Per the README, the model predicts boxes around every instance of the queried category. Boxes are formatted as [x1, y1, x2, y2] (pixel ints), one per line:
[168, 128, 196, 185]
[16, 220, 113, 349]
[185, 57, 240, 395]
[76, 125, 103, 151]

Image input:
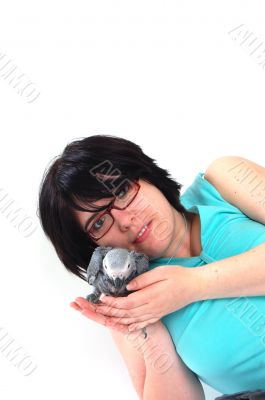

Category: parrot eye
[127, 264, 130, 268]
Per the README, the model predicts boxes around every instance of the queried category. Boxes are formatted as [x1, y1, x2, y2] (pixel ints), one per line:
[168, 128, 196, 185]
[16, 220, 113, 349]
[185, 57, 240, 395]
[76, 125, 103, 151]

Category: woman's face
[74, 179, 182, 259]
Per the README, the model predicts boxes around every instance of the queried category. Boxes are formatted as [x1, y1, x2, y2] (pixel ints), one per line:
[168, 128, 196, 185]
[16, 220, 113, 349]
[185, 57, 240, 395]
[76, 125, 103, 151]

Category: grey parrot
[86, 246, 150, 338]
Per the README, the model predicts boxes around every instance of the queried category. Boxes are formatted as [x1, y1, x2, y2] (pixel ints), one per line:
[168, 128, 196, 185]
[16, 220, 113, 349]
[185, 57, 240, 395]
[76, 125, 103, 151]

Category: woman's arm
[191, 155, 265, 300]
[141, 321, 205, 400]
[194, 242, 265, 300]
[96, 248, 265, 333]
[110, 321, 205, 400]
[204, 155, 265, 225]
[110, 328, 146, 399]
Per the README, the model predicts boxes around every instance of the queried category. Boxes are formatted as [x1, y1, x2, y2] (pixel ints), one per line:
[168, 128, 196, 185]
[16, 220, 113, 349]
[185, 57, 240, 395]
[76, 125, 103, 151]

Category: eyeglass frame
[87, 180, 141, 241]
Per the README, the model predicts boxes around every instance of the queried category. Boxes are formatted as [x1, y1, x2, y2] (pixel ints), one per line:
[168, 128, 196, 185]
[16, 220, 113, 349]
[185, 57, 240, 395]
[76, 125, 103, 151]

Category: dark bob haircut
[38, 134, 187, 281]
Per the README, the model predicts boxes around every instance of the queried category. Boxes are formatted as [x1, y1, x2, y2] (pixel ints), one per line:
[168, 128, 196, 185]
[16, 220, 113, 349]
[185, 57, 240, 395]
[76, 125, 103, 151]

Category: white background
[0, 1, 265, 399]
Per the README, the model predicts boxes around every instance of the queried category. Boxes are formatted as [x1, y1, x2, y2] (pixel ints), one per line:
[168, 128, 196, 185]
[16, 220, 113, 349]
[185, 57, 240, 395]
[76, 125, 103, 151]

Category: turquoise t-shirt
[149, 172, 265, 393]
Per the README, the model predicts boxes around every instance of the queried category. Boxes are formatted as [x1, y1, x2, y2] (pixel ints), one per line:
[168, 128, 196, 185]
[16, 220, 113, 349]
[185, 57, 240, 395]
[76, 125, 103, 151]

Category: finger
[126, 268, 166, 290]
[75, 297, 96, 311]
[99, 296, 116, 304]
[70, 302, 82, 311]
[100, 290, 149, 309]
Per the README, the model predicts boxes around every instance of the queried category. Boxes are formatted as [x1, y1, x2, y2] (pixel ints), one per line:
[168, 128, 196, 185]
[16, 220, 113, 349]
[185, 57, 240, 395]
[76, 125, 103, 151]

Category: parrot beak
[113, 277, 124, 289]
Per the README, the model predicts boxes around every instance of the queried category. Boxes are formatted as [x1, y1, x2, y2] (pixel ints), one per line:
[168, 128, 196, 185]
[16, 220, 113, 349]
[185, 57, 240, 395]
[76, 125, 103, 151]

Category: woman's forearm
[135, 322, 205, 400]
[143, 353, 204, 400]
[195, 242, 265, 301]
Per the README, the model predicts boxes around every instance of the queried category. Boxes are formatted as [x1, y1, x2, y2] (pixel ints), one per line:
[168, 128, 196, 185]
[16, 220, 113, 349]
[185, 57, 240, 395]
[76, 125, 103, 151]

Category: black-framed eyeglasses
[87, 180, 140, 241]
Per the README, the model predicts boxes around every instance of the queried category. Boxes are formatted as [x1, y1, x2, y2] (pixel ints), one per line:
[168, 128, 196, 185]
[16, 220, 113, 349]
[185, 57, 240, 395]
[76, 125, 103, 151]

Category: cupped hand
[70, 297, 130, 334]
[93, 265, 200, 332]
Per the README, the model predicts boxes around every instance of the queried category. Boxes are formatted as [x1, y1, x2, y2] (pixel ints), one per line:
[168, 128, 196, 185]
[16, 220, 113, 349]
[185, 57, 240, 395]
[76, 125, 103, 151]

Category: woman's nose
[111, 208, 135, 230]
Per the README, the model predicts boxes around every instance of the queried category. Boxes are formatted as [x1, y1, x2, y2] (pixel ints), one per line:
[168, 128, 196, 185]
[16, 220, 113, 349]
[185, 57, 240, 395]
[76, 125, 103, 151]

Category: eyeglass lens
[88, 181, 138, 239]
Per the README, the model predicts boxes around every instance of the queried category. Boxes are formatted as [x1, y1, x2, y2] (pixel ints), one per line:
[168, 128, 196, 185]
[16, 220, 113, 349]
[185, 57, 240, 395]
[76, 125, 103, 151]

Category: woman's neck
[173, 211, 194, 258]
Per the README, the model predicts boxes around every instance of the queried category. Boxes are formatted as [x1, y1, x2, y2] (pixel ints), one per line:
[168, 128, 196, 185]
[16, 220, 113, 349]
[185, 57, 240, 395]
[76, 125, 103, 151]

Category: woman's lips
[133, 221, 152, 244]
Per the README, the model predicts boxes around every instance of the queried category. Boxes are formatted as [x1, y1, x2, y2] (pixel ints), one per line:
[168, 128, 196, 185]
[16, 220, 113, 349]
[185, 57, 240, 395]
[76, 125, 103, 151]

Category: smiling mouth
[133, 221, 152, 244]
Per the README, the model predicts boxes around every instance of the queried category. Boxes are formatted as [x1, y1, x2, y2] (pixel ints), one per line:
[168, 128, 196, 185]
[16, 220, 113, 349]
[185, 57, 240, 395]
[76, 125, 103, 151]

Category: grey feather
[86, 246, 112, 285]
[85, 246, 150, 338]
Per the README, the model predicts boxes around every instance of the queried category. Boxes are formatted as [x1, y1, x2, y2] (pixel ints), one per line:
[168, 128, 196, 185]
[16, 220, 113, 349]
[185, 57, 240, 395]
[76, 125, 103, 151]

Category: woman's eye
[93, 216, 106, 230]
[117, 184, 130, 199]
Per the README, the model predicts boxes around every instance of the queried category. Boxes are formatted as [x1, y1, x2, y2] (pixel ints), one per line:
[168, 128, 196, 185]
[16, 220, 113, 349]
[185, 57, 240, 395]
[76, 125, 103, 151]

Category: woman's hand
[70, 298, 131, 334]
[92, 265, 200, 332]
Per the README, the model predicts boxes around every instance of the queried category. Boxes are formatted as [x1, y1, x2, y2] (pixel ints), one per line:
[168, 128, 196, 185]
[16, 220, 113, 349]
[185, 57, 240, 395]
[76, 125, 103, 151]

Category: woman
[38, 135, 265, 399]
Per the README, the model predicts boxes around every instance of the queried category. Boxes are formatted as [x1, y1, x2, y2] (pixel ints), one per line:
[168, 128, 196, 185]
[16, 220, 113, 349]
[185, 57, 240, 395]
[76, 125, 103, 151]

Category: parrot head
[103, 248, 135, 289]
